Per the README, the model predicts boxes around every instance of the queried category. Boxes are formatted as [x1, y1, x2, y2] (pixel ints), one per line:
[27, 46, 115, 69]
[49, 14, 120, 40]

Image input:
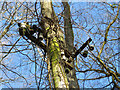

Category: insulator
[39, 33, 43, 40]
[88, 45, 94, 51]
[61, 50, 64, 55]
[61, 55, 66, 60]
[82, 50, 88, 58]
[21, 23, 26, 28]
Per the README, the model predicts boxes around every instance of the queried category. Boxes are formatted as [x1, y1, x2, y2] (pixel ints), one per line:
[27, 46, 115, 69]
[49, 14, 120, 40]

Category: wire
[38, 50, 46, 89]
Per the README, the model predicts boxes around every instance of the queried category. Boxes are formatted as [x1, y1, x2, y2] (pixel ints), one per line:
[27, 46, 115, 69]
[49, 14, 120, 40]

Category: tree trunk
[40, 1, 69, 88]
[62, 2, 80, 88]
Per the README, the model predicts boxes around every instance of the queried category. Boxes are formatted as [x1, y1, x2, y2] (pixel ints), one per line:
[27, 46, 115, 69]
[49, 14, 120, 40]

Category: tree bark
[40, 1, 69, 88]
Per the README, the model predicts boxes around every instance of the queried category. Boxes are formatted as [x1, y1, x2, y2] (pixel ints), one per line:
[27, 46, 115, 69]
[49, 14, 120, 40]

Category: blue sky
[0, 1, 120, 89]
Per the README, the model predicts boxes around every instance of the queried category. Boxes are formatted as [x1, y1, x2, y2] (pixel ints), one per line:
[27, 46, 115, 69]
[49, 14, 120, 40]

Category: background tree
[0, 1, 120, 89]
